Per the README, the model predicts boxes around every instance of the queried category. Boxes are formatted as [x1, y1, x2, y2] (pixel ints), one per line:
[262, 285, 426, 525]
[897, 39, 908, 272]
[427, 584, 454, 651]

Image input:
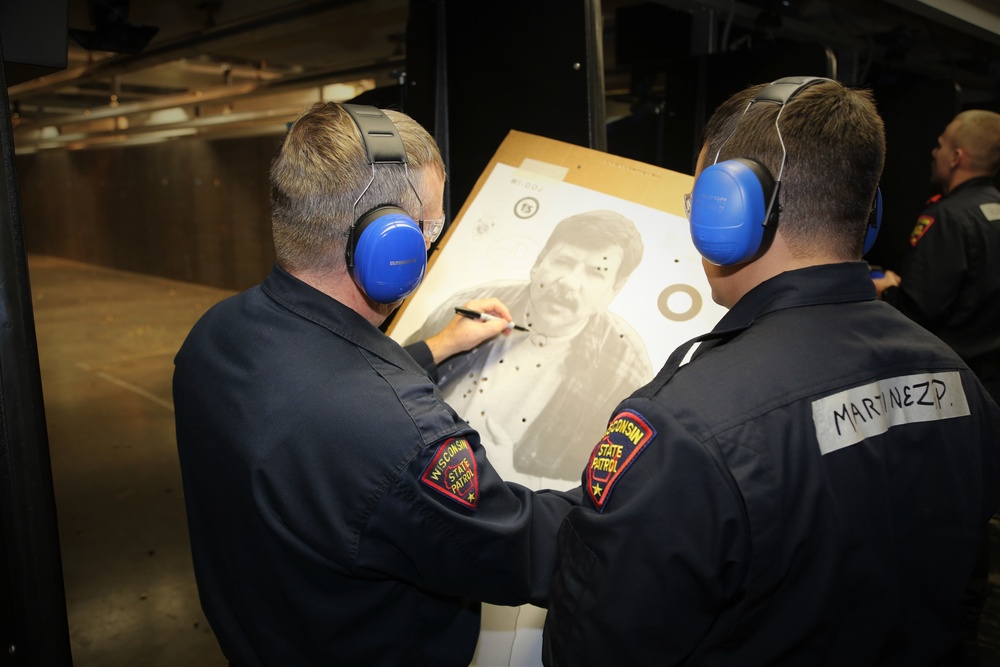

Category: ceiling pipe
[8, 0, 371, 100]
[14, 56, 404, 128]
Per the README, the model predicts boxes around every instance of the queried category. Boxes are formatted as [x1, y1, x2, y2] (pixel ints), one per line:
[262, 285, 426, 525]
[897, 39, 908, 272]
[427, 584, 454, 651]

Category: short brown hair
[269, 103, 445, 273]
[701, 79, 885, 259]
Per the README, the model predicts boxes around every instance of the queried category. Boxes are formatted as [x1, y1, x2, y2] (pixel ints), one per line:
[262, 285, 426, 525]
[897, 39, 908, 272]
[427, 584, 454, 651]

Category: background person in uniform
[873, 108, 1000, 664]
[874, 109, 1000, 402]
[172, 101, 581, 667]
[542, 77, 1000, 665]
[404, 209, 653, 488]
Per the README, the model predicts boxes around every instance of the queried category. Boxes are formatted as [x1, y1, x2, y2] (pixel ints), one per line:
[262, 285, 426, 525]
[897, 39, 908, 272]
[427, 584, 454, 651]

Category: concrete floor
[29, 255, 230, 667]
[23, 254, 1000, 666]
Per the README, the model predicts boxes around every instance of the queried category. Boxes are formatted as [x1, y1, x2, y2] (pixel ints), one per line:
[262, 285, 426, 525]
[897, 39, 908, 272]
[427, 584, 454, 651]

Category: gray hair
[269, 103, 445, 273]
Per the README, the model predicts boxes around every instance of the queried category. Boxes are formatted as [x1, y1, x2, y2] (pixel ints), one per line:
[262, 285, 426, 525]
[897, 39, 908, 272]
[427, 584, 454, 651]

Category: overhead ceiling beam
[887, 0, 1000, 46]
[8, 0, 371, 100]
[14, 57, 403, 128]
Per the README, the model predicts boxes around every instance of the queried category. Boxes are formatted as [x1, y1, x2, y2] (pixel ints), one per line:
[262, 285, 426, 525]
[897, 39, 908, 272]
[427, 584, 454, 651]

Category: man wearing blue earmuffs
[543, 77, 1000, 665]
[172, 102, 582, 666]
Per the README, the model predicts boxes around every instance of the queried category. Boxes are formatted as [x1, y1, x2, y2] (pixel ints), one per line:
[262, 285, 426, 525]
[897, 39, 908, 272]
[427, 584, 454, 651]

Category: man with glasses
[419, 213, 446, 247]
[172, 102, 581, 666]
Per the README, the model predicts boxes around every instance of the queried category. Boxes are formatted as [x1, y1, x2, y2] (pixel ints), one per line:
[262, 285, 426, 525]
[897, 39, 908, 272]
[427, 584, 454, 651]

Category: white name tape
[811, 371, 970, 455]
[980, 202, 1000, 221]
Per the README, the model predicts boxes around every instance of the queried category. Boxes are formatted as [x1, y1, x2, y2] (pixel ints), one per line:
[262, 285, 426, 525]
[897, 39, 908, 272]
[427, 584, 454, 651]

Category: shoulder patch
[909, 215, 935, 246]
[421, 438, 479, 510]
[586, 410, 656, 511]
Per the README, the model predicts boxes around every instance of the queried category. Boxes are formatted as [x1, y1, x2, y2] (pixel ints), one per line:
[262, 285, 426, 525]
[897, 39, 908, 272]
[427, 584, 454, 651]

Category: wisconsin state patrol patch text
[421, 438, 479, 510]
[586, 410, 656, 511]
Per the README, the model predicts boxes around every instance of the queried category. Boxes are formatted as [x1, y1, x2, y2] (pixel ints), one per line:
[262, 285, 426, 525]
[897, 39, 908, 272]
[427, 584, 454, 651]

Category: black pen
[454, 307, 528, 332]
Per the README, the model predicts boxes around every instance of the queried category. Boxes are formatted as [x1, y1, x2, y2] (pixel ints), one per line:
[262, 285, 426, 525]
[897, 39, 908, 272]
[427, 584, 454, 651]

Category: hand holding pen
[423, 297, 520, 364]
[454, 307, 528, 332]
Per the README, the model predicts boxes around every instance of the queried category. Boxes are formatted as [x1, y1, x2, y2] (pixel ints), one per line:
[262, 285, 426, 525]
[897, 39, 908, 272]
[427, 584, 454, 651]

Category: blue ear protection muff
[863, 187, 882, 256]
[350, 204, 427, 303]
[342, 103, 427, 303]
[690, 75, 877, 266]
[689, 156, 777, 266]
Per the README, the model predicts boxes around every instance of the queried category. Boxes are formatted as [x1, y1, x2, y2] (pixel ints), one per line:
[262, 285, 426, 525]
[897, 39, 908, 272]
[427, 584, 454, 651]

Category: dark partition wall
[608, 40, 836, 176]
[17, 134, 281, 291]
[405, 0, 606, 232]
[0, 0, 67, 86]
[604, 3, 695, 175]
[866, 74, 961, 271]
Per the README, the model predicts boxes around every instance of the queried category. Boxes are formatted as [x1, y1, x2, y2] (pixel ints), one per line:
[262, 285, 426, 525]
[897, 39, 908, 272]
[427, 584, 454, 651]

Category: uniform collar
[948, 176, 996, 197]
[715, 261, 876, 333]
[638, 262, 877, 392]
[260, 263, 416, 370]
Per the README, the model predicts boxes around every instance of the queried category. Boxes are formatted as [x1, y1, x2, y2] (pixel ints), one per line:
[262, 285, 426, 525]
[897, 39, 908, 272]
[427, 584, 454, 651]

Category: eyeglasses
[419, 216, 445, 243]
[683, 192, 692, 221]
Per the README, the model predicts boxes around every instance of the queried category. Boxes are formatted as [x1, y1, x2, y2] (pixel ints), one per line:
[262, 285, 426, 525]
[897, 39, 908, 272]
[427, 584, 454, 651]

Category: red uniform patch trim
[586, 410, 656, 511]
[909, 215, 935, 246]
[421, 438, 479, 510]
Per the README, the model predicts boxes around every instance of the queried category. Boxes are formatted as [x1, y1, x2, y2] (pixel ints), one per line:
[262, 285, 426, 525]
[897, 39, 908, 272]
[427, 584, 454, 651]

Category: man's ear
[951, 146, 965, 170]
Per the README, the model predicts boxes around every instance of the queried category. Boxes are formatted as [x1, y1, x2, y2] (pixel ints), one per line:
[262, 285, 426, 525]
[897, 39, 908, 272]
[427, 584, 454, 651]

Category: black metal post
[0, 36, 74, 667]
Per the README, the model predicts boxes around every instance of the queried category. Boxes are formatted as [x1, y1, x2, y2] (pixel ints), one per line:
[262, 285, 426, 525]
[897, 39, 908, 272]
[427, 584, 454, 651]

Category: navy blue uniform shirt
[544, 262, 1000, 666]
[173, 263, 581, 666]
[885, 177, 1000, 401]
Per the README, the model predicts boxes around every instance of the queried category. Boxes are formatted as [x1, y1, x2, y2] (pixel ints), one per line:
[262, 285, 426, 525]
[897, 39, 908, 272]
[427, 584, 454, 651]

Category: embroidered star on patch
[421, 438, 479, 510]
[586, 410, 656, 511]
